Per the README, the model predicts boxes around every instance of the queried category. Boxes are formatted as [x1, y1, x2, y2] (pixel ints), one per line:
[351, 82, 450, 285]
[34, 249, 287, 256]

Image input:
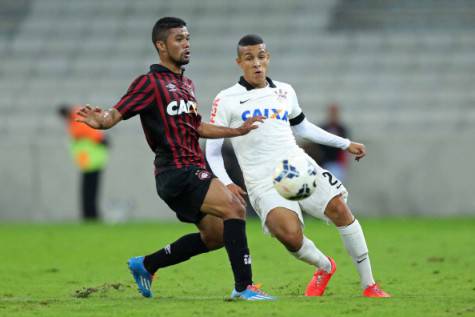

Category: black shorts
[155, 166, 215, 224]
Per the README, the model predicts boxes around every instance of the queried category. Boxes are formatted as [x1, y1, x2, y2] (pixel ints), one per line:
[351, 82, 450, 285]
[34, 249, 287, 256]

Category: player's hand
[226, 183, 247, 206]
[236, 115, 265, 136]
[76, 105, 104, 129]
[347, 142, 366, 161]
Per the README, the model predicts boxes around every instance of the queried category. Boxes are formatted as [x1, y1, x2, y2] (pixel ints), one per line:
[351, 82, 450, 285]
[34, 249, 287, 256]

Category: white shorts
[248, 160, 348, 234]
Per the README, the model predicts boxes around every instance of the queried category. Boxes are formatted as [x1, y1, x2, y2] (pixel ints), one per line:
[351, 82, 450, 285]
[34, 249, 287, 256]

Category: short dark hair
[152, 17, 187, 45]
[237, 34, 264, 55]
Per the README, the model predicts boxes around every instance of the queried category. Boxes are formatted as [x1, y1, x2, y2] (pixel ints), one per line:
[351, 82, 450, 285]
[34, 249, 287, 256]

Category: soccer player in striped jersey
[206, 34, 390, 298]
[76, 18, 273, 301]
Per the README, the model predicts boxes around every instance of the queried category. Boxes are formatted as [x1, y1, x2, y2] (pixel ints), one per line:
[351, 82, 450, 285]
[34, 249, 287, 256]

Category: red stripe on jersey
[173, 73, 197, 166]
[115, 75, 149, 113]
[181, 77, 202, 167]
[164, 73, 190, 166]
[188, 79, 205, 167]
[182, 77, 203, 167]
[149, 72, 182, 169]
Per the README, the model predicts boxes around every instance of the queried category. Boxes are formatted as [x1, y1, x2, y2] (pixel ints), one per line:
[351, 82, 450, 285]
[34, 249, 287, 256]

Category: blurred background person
[318, 103, 349, 182]
[57, 104, 109, 220]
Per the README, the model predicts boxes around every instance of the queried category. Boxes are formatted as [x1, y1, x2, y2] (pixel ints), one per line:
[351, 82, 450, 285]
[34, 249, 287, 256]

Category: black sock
[223, 218, 253, 292]
[143, 233, 209, 274]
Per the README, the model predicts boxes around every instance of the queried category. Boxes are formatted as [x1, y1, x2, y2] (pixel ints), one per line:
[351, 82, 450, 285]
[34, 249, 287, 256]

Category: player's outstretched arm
[292, 118, 366, 161]
[291, 118, 350, 149]
[198, 116, 265, 139]
[76, 105, 122, 130]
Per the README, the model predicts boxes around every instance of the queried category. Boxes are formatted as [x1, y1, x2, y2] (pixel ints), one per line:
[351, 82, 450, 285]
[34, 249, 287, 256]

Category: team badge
[166, 82, 177, 92]
[196, 170, 212, 180]
[274, 89, 288, 102]
[182, 83, 195, 97]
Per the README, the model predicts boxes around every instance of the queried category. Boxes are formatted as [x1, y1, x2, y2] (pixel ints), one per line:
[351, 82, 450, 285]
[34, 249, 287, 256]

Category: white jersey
[210, 78, 307, 193]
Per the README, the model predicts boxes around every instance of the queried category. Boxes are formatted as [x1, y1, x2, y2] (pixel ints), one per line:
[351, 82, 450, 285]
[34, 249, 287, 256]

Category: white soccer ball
[272, 156, 318, 200]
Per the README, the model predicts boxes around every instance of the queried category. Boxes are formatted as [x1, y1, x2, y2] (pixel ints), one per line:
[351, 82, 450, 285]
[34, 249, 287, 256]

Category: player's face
[160, 26, 191, 67]
[236, 44, 270, 88]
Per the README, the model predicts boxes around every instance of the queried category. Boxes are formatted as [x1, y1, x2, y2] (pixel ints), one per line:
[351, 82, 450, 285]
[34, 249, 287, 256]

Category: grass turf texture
[0, 218, 474, 317]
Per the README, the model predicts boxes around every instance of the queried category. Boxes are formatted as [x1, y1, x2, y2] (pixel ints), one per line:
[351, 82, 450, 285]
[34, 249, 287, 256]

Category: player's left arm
[198, 116, 265, 139]
[291, 117, 366, 161]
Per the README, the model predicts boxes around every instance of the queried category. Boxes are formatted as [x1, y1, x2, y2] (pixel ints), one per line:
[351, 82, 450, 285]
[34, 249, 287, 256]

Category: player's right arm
[76, 106, 122, 130]
[77, 74, 154, 130]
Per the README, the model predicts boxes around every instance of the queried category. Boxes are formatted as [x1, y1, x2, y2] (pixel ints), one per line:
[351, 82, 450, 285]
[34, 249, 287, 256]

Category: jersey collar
[150, 64, 185, 75]
[238, 76, 276, 91]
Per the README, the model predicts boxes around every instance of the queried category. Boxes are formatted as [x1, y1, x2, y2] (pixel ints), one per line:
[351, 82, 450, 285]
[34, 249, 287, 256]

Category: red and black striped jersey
[114, 64, 205, 174]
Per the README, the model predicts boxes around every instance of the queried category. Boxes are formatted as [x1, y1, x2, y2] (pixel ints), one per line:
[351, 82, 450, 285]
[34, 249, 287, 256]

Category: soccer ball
[272, 156, 318, 200]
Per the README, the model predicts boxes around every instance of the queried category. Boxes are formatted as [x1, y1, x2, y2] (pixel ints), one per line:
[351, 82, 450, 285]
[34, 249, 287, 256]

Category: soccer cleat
[305, 256, 337, 296]
[363, 283, 391, 298]
[128, 256, 154, 298]
[230, 284, 275, 301]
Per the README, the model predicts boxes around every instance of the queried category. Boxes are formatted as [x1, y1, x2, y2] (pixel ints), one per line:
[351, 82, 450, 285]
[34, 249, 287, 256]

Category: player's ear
[236, 55, 243, 67]
[156, 41, 166, 54]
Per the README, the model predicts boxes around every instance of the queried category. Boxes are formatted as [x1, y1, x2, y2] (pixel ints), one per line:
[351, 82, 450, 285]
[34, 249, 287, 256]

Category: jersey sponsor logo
[241, 107, 289, 122]
[209, 98, 220, 123]
[239, 99, 251, 104]
[166, 100, 198, 116]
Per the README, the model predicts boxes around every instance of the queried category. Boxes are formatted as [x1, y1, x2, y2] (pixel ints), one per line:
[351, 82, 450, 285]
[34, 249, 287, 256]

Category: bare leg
[266, 207, 331, 271]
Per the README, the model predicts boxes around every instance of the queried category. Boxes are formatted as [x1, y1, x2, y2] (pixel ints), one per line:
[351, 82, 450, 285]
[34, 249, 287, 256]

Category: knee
[200, 230, 224, 250]
[221, 195, 246, 220]
[325, 198, 354, 227]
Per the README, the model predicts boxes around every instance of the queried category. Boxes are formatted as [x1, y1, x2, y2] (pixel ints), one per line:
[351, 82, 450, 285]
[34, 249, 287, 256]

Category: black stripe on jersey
[184, 79, 203, 166]
[163, 72, 190, 166]
[177, 75, 201, 165]
[170, 73, 193, 165]
[140, 74, 158, 151]
[131, 85, 155, 112]
[289, 112, 306, 126]
[187, 78, 202, 160]
[150, 72, 182, 168]
[115, 75, 152, 114]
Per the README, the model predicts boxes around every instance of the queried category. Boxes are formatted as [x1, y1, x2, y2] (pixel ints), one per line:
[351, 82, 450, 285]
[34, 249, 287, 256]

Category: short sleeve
[209, 94, 230, 127]
[287, 86, 305, 126]
[113, 74, 154, 120]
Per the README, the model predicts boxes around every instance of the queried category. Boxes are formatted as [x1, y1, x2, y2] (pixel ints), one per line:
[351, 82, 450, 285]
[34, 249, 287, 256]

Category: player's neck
[159, 60, 183, 75]
[243, 76, 268, 89]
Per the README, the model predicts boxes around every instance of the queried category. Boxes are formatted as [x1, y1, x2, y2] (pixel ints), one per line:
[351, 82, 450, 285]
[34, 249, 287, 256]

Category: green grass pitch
[1, 218, 474, 317]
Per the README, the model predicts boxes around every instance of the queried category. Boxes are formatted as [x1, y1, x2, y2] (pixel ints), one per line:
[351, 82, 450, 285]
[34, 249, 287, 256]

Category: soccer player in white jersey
[205, 34, 390, 298]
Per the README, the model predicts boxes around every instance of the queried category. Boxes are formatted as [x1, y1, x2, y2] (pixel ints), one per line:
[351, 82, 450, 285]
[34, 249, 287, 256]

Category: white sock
[337, 219, 375, 289]
[291, 236, 332, 272]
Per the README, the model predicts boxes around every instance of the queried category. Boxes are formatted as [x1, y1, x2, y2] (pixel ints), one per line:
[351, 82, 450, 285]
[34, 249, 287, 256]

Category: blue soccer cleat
[230, 284, 275, 301]
[128, 256, 154, 298]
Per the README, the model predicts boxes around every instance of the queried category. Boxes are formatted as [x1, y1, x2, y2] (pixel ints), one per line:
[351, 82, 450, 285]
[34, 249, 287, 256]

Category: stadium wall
[1, 133, 474, 221]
